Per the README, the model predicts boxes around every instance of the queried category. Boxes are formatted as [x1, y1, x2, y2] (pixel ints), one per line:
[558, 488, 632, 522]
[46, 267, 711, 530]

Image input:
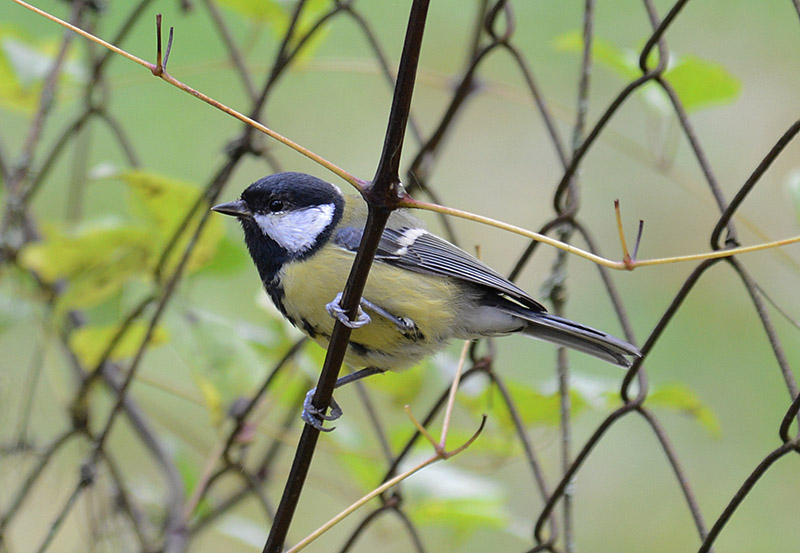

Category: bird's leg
[359, 298, 417, 334]
[302, 366, 387, 432]
[326, 292, 371, 329]
[326, 294, 418, 335]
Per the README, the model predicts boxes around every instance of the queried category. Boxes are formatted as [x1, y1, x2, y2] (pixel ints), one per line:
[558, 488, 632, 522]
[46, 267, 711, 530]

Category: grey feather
[333, 223, 545, 311]
[331, 216, 639, 367]
[501, 304, 639, 367]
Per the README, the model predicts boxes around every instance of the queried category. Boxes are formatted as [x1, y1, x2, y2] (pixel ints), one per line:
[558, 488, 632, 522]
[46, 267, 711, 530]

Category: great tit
[212, 172, 640, 429]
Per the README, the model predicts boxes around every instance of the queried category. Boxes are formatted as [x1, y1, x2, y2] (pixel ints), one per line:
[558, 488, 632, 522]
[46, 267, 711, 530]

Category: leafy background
[1, 1, 799, 552]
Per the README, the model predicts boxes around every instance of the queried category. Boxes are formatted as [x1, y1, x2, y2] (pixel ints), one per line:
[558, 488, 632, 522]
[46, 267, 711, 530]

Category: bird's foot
[326, 292, 371, 329]
[301, 388, 343, 432]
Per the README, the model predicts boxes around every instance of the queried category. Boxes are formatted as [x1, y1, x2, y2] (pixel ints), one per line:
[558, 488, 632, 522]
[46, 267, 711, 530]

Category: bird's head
[212, 172, 345, 280]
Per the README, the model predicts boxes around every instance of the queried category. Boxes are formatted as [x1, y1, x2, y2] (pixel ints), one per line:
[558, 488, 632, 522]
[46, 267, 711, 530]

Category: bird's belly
[275, 251, 465, 371]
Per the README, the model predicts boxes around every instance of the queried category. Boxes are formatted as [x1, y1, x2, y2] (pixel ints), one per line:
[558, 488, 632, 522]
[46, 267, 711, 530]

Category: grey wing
[332, 222, 546, 312]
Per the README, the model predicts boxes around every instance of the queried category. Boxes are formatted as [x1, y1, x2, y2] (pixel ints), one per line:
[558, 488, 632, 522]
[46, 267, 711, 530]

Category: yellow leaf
[195, 375, 224, 426]
[118, 170, 225, 275]
[70, 322, 169, 368]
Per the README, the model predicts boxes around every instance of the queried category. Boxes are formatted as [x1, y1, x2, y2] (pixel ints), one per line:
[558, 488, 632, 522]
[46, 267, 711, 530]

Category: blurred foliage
[17, 170, 225, 317]
[19, 222, 153, 313]
[645, 383, 721, 438]
[554, 30, 741, 112]
[0, 23, 85, 112]
[215, 0, 331, 62]
[121, 170, 226, 275]
[1, 1, 799, 553]
[404, 462, 509, 539]
[69, 320, 169, 368]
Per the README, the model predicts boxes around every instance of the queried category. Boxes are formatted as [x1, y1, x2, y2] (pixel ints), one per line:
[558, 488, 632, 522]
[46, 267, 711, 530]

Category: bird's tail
[514, 310, 641, 368]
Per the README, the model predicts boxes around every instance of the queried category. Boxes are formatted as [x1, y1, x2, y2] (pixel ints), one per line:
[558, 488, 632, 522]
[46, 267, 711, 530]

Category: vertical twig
[263, 2, 431, 551]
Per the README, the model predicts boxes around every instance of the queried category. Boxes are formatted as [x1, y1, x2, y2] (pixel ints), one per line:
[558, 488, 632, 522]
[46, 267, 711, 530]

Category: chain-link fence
[1, 1, 799, 552]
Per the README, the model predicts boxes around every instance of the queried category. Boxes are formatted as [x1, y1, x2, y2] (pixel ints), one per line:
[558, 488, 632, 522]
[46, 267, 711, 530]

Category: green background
[1, 1, 799, 552]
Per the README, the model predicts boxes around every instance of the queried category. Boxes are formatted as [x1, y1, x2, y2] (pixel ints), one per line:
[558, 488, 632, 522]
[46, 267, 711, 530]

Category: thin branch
[655, 75, 731, 236]
[0, 430, 79, 534]
[199, 0, 258, 100]
[779, 393, 800, 444]
[726, 258, 798, 404]
[190, 394, 302, 535]
[710, 119, 800, 248]
[13, 326, 47, 444]
[380, 365, 488, 487]
[534, 405, 637, 544]
[697, 440, 799, 553]
[489, 368, 560, 545]
[287, 456, 439, 553]
[337, 503, 426, 553]
[439, 341, 471, 448]
[552, 69, 665, 212]
[101, 451, 155, 550]
[10, 0, 360, 189]
[404, 197, 800, 270]
[264, 3, 431, 551]
[6, 1, 81, 194]
[12, 0, 800, 275]
[637, 407, 710, 544]
[621, 258, 720, 400]
[222, 338, 308, 458]
[34, 458, 95, 553]
[287, 414, 486, 553]
[353, 380, 394, 463]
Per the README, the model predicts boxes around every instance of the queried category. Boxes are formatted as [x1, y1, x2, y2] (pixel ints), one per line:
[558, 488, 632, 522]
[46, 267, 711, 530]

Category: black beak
[211, 199, 252, 218]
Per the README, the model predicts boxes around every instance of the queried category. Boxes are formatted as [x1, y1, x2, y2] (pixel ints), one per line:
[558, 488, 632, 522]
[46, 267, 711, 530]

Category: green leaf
[554, 31, 740, 113]
[553, 31, 640, 79]
[118, 170, 225, 275]
[193, 234, 249, 276]
[662, 55, 741, 112]
[214, 0, 329, 63]
[461, 378, 590, 428]
[175, 449, 212, 518]
[426, 427, 519, 458]
[647, 384, 721, 438]
[18, 223, 153, 312]
[512, 384, 589, 426]
[363, 362, 425, 407]
[18, 223, 150, 282]
[405, 462, 508, 535]
[69, 321, 169, 368]
[410, 497, 509, 533]
[336, 448, 385, 491]
[0, 25, 85, 112]
[214, 0, 287, 22]
[170, 309, 270, 425]
[195, 375, 225, 425]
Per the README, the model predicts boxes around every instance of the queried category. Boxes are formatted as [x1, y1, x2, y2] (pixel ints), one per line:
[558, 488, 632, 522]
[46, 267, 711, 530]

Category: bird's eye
[268, 199, 284, 212]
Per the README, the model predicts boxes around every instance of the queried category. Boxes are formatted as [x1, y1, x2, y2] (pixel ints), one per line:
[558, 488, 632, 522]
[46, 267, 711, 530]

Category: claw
[302, 388, 343, 432]
[396, 317, 418, 335]
[326, 292, 371, 329]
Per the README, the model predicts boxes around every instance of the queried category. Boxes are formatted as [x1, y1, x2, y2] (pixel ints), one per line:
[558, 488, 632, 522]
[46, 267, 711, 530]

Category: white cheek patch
[254, 203, 336, 254]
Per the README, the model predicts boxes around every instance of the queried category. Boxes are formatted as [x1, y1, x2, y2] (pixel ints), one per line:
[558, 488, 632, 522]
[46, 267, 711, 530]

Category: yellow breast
[279, 246, 464, 370]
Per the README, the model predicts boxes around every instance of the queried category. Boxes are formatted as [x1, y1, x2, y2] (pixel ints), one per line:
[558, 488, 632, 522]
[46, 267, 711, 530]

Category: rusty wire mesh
[1, 1, 799, 552]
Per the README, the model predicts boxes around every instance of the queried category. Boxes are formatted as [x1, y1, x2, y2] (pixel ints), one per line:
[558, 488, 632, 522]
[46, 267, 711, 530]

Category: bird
[212, 172, 640, 430]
